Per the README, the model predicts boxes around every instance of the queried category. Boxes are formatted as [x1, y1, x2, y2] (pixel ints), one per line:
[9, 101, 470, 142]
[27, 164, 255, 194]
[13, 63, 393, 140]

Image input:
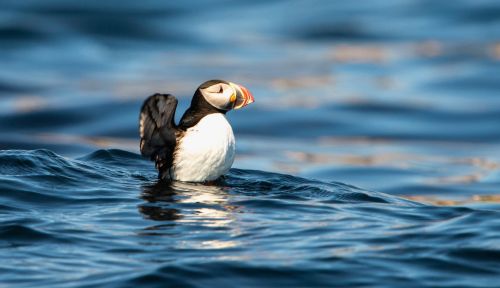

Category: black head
[195, 79, 254, 111]
[178, 79, 254, 130]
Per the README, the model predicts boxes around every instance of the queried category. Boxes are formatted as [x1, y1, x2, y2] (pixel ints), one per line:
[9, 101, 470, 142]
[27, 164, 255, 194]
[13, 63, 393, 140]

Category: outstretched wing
[139, 94, 179, 178]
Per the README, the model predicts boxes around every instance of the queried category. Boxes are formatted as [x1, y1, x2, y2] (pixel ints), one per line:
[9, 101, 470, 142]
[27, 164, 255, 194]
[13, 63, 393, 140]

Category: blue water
[2, 149, 500, 287]
[1, 0, 500, 287]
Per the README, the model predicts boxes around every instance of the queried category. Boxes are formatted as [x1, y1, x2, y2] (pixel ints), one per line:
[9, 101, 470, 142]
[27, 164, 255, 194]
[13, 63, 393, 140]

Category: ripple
[1, 0, 500, 286]
[0, 224, 69, 244]
[0, 149, 499, 287]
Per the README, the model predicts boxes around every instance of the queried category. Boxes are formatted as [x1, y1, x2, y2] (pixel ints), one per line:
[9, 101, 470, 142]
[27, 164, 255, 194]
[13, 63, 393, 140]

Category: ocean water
[1, 0, 500, 287]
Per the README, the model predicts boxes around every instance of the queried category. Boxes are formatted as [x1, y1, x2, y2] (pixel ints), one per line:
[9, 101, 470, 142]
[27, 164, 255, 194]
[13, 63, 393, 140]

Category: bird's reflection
[139, 179, 237, 225]
[139, 180, 181, 221]
[138, 179, 243, 251]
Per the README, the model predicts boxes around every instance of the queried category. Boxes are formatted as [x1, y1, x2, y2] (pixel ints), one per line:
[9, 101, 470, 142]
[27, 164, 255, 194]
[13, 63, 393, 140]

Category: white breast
[171, 113, 235, 182]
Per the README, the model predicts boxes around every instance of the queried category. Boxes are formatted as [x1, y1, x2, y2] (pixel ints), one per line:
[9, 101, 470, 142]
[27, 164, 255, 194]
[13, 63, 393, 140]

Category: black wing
[139, 94, 179, 178]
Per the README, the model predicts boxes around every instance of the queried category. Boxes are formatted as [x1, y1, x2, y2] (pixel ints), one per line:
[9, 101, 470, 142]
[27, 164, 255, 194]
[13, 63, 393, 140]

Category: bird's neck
[178, 91, 226, 130]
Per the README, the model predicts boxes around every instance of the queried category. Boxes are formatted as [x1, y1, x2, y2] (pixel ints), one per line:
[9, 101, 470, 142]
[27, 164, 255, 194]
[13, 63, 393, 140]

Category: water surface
[2, 149, 500, 287]
[1, 1, 500, 287]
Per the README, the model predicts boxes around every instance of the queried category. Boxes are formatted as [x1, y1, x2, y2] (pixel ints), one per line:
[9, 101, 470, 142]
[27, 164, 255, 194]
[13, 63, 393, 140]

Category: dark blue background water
[1, 1, 500, 287]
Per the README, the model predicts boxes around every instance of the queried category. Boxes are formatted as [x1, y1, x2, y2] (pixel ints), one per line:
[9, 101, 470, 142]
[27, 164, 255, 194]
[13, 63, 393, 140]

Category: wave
[1, 149, 500, 288]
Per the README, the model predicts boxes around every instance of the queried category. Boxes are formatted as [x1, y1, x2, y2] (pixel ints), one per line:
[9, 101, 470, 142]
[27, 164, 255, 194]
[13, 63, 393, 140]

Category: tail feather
[139, 94, 178, 178]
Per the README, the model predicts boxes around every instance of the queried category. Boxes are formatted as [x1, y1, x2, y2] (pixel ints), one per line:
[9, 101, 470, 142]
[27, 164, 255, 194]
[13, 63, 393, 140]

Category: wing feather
[139, 93, 179, 178]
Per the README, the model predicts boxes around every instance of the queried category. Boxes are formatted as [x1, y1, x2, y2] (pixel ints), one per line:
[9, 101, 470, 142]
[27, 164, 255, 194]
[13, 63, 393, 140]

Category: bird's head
[197, 80, 254, 111]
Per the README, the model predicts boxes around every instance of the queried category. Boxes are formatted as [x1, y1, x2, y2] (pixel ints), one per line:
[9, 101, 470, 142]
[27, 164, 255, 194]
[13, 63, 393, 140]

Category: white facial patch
[200, 83, 234, 110]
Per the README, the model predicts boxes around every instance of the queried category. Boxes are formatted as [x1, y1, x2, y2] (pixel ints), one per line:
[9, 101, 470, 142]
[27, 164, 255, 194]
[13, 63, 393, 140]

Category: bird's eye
[204, 84, 225, 94]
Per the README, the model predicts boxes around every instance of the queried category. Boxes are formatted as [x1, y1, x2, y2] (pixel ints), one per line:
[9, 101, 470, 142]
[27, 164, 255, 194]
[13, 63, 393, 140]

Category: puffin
[139, 80, 254, 182]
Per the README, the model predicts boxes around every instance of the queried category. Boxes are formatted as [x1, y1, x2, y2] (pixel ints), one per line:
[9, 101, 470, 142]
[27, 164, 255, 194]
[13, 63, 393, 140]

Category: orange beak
[229, 82, 255, 110]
